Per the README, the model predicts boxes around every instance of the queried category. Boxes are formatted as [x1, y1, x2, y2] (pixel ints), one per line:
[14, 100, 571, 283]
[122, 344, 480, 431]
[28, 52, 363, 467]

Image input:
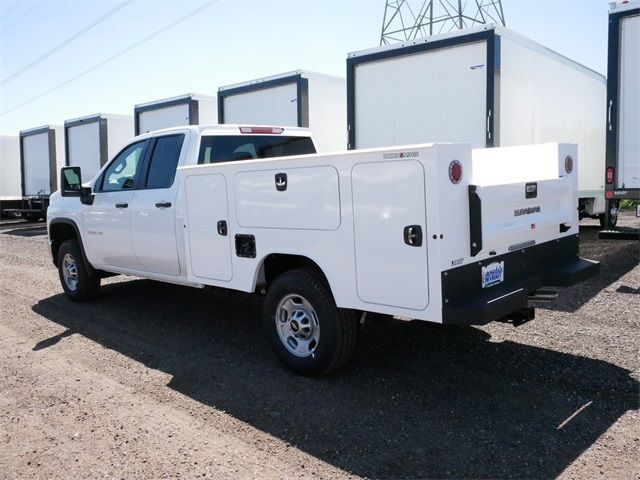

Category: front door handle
[155, 201, 172, 208]
[404, 225, 423, 247]
[217, 220, 228, 236]
[115, 202, 128, 209]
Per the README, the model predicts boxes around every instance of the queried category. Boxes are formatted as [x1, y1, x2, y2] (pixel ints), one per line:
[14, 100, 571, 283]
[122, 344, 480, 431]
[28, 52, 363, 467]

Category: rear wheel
[263, 269, 357, 376]
[23, 212, 41, 221]
[57, 239, 100, 301]
[599, 200, 619, 229]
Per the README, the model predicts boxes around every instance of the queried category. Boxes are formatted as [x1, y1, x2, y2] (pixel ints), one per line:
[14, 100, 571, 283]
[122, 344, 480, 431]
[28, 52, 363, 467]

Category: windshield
[198, 135, 316, 164]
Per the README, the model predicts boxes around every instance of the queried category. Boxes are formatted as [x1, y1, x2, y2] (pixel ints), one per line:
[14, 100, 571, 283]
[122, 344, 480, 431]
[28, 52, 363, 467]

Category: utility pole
[380, 0, 505, 45]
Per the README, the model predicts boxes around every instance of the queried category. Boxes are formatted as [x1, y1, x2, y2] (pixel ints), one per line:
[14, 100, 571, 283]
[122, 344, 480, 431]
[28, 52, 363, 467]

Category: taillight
[448, 160, 462, 184]
[564, 155, 573, 174]
[606, 167, 614, 184]
[239, 126, 284, 134]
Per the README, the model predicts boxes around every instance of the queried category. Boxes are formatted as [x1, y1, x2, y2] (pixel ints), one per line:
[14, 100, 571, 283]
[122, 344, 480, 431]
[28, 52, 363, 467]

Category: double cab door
[83, 133, 187, 276]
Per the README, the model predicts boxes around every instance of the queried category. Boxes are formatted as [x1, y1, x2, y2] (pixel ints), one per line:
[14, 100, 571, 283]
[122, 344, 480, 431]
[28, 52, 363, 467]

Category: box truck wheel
[600, 200, 619, 229]
[57, 239, 100, 301]
[263, 269, 357, 376]
[23, 212, 41, 221]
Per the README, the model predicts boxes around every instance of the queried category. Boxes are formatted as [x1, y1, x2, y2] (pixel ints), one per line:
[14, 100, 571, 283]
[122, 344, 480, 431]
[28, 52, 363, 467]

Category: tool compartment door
[184, 173, 233, 282]
[351, 160, 429, 310]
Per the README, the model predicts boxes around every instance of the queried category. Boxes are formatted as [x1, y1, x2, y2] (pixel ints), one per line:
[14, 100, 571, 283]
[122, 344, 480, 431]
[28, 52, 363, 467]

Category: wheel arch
[48, 218, 92, 273]
[256, 253, 330, 291]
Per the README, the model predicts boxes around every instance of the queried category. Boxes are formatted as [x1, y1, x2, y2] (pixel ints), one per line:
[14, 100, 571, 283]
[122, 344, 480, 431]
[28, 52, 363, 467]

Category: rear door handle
[403, 225, 423, 247]
[115, 202, 128, 209]
[155, 202, 172, 208]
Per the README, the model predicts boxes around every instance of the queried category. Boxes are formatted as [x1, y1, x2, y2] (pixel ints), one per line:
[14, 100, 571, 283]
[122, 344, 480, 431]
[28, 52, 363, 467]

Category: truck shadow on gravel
[32, 282, 639, 480]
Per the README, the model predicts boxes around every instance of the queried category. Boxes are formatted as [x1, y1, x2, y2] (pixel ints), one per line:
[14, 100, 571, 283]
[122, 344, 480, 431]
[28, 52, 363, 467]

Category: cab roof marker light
[240, 127, 284, 135]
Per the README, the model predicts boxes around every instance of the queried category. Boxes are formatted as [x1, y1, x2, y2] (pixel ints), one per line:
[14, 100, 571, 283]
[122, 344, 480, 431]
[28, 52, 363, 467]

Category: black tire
[599, 200, 619, 229]
[57, 239, 100, 301]
[263, 269, 357, 377]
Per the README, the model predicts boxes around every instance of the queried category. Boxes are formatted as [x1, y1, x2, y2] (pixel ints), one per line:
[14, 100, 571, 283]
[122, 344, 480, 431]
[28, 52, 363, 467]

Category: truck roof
[347, 23, 604, 82]
[218, 69, 345, 92]
[133, 124, 313, 140]
[609, 0, 639, 13]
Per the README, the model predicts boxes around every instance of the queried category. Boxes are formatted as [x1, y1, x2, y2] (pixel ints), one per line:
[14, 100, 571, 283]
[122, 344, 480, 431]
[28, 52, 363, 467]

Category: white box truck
[218, 70, 346, 153]
[604, 1, 639, 225]
[0, 135, 22, 217]
[347, 25, 609, 225]
[134, 93, 217, 135]
[17, 125, 64, 220]
[47, 124, 598, 376]
[65, 113, 134, 181]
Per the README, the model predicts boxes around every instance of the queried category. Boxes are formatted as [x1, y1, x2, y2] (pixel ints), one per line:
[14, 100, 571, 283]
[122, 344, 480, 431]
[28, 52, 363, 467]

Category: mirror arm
[80, 187, 95, 206]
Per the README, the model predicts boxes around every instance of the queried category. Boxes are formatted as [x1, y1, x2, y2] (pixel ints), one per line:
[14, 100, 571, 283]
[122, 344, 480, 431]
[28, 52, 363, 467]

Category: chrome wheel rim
[275, 294, 320, 357]
[62, 253, 78, 291]
[610, 202, 619, 224]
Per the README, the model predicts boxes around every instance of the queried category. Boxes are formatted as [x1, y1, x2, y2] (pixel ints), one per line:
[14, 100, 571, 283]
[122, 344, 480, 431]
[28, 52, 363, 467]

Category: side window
[144, 135, 184, 189]
[101, 141, 146, 192]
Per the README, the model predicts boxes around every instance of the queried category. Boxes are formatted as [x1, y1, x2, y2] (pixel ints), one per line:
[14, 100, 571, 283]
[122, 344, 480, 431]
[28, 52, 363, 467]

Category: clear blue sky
[0, 0, 611, 136]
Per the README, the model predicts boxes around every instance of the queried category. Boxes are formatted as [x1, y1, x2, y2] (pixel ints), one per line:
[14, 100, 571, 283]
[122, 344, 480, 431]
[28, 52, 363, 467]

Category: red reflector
[564, 155, 573, 174]
[239, 126, 284, 134]
[605, 191, 615, 199]
[606, 167, 614, 184]
[449, 160, 462, 184]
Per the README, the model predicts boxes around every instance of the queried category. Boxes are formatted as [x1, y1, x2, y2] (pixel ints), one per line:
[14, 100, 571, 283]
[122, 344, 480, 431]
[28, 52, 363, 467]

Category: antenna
[380, 0, 506, 45]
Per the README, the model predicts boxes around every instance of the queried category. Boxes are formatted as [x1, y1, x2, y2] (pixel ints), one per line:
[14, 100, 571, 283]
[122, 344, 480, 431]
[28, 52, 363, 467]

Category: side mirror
[61, 167, 82, 197]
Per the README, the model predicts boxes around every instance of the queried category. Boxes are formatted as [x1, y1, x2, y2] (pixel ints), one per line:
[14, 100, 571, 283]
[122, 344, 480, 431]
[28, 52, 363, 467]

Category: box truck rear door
[222, 82, 298, 127]
[353, 41, 488, 149]
[22, 132, 52, 196]
[618, 13, 640, 190]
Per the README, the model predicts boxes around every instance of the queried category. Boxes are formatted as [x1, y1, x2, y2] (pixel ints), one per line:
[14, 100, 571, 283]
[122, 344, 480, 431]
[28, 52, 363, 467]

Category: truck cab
[48, 124, 315, 283]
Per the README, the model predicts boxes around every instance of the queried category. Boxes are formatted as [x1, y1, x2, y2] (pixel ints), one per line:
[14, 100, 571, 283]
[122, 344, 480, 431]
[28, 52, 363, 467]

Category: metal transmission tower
[380, 0, 506, 45]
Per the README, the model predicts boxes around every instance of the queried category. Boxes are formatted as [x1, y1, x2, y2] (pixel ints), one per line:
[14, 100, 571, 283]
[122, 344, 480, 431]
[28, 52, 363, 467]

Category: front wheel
[57, 239, 100, 301]
[263, 269, 357, 376]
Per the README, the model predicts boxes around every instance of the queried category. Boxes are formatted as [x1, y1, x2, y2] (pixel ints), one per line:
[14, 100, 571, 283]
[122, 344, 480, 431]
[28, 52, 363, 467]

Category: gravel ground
[0, 212, 638, 480]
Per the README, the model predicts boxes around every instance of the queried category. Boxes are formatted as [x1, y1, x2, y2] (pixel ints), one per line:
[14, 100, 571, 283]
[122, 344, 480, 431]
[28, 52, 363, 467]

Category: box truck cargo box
[65, 113, 134, 181]
[134, 93, 217, 135]
[218, 70, 346, 153]
[347, 25, 607, 220]
[1, 135, 21, 200]
[605, 1, 639, 203]
[20, 125, 64, 197]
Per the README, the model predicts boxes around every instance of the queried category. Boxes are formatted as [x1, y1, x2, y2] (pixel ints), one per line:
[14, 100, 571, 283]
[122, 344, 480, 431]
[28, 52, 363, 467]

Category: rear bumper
[441, 235, 599, 326]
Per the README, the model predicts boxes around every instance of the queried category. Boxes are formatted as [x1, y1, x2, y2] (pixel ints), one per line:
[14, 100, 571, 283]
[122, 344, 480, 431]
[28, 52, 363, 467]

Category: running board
[528, 289, 559, 301]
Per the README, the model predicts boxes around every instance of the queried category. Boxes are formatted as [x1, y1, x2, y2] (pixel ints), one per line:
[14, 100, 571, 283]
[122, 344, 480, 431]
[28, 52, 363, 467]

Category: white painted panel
[185, 174, 232, 281]
[307, 76, 346, 152]
[354, 41, 487, 149]
[22, 132, 51, 196]
[197, 97, 219, 125]
[67, 122, 101, 180]
[0, 135, 21, 199]
[223, 83, 298, 126]
[352, 160, 429, 310]
[499, 36, 606, 197]
[138, 103, 190, 134]
[106, 116, 134, 161]
[618, 14, 640, 189]
[235, 166, 340, 230]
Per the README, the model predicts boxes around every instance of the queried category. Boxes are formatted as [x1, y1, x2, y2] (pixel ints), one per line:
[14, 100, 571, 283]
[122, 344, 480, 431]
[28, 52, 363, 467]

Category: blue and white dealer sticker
[481, 261, 505, 289]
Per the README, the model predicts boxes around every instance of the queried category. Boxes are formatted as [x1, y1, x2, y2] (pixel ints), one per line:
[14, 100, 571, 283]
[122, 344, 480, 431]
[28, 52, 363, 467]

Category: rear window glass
[145, 134, 184, 189]
[198, 135, 316, 164]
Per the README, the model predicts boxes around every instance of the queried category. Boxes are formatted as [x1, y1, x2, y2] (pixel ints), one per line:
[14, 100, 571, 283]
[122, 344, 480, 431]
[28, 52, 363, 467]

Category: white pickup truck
[47, 125, 599, 375]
